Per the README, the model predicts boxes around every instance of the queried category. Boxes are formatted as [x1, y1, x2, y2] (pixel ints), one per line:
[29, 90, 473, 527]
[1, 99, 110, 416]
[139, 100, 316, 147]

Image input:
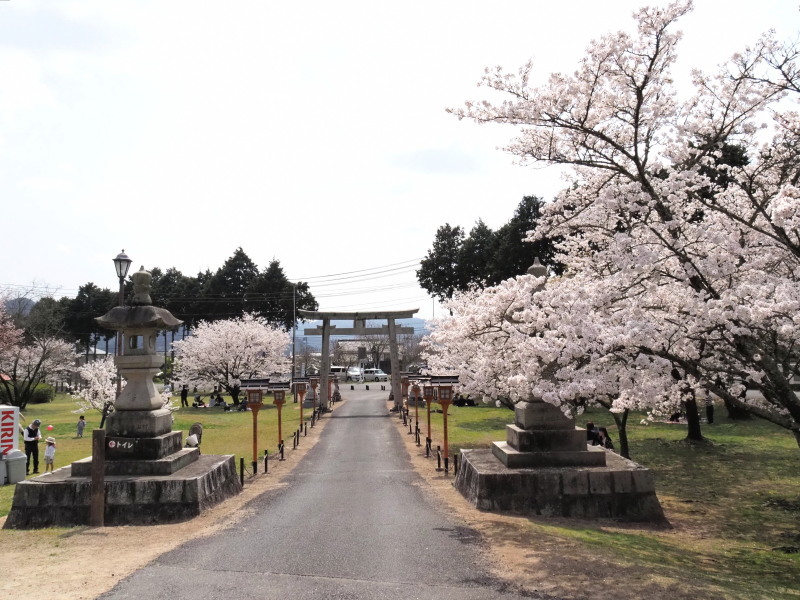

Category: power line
[291, 258, 423, 282]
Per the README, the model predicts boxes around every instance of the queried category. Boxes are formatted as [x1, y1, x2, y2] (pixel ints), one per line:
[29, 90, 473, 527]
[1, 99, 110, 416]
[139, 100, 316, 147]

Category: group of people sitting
[586, 421, 614, 450]
[191, 392, 229, 409]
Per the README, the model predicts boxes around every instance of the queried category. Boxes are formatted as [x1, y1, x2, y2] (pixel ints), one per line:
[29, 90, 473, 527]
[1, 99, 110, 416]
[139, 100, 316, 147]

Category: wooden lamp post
[247, 389, 264, 473]
[309, 377, 319, 413]
[411, 383, 421, 445]
[273, 389, 286, 448]
[423, 385, 434, 454]
[438, 385, 453, 470]
[401, 377, 409, 409]
[295, 382, 307, 429]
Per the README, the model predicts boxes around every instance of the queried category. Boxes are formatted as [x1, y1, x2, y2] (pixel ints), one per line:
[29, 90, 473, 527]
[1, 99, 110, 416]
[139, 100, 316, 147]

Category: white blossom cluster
[434, 1, 800, 445]
[171, 313, 290, 399]
[72, 356, 120, 414]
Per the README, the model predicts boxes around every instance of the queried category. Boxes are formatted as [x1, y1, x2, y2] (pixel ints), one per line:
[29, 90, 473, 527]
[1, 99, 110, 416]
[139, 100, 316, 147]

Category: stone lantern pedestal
[455, 399, 665, 522]
[4, 267, 241, 529]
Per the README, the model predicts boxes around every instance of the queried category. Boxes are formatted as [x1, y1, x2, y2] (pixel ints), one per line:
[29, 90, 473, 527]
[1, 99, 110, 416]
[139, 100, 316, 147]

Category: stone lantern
[3, 266, 242, 529]
[96, 266, 183, 447]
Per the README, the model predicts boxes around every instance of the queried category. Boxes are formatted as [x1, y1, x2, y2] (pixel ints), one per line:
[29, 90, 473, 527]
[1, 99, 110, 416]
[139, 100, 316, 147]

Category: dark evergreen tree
[416, 196, 561, 302]
[63, 283, 117, 356]
[416, 224, 465, 303]
[245, 260, 318, 331]
[457, 219, 497, 289]
[203, 248, 259, 321]
[490, 196, 559, 282]
[18, 297, 66, 341]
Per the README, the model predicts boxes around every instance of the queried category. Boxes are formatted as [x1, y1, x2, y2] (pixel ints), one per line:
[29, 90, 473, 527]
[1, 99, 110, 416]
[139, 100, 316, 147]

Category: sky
[1, 1, 797, 321]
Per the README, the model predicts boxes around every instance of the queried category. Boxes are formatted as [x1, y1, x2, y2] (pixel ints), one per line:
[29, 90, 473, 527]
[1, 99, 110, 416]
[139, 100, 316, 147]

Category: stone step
[506, 424, 587, 452]
[70, 448, 199, 477]
[492, 441, 607, 468]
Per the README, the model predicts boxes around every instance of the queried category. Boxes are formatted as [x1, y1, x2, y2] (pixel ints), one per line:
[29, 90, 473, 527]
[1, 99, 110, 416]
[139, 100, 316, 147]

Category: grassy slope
[422, 403, 800, 599]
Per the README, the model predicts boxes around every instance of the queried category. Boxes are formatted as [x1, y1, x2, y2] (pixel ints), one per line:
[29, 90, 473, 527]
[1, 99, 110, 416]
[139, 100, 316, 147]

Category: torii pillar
[299, 309, 418, 411]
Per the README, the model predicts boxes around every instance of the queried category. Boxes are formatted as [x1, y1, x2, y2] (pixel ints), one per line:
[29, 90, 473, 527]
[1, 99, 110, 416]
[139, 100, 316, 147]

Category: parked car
[363, 368, 388, 382]
[346, 367, 364, 382]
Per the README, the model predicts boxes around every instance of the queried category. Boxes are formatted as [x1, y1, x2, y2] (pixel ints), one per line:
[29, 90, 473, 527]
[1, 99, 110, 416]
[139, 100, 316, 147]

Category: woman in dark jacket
[597, 427, 614, 450]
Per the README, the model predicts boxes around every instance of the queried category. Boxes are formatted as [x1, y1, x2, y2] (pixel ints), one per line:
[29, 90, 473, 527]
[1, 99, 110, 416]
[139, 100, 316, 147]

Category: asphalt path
[98, 389, 546, 600]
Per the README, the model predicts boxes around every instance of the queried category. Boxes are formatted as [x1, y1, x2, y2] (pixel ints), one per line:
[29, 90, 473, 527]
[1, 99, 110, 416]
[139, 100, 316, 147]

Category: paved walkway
[98, 390, 545, 599]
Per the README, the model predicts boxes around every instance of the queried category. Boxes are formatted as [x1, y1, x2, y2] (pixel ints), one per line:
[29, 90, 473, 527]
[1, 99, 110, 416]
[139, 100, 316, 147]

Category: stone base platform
[455, 448, 666, 522]
[3, 454, 242, 529]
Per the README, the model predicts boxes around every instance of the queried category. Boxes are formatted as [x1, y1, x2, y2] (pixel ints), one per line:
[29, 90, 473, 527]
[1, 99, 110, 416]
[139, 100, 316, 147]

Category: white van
[363, 368, 388, 382]
[330, 366, 347, 378]
[346, 367, 364, 382]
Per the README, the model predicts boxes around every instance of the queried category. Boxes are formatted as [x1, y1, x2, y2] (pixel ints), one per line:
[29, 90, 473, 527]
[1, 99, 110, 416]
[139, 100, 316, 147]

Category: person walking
[44, 437, 57, 472]
[180, 385, 189, 408]
[24, 419, 42, 474]
[76, 415, 86, 438]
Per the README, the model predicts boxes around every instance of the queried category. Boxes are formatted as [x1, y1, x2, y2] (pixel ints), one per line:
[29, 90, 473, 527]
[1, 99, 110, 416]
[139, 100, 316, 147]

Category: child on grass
[44, 436, 57, 472]
[76, 415, 86, 438]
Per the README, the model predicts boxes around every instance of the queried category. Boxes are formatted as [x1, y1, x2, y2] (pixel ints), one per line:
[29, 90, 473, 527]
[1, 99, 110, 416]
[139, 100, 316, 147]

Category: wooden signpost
[273, 389, 286, 447]
[309, 377, 319, 413]
[438, 385, 453, 469]
[247, 389, 264, 472]
[295, 382, 307, 429]
[423, 385, 434, 455]
[411, 383, 421, 446]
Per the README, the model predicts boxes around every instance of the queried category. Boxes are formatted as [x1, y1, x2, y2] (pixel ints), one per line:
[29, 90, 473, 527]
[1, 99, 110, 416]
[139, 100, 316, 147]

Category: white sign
[0, 406, 20, 456]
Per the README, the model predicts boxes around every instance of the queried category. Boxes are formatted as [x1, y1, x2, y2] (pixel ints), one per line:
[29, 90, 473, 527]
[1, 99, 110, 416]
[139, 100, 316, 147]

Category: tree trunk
[724, 396, 752, 420]
[231, 383, 240, 406]
[684, 396, 704, 442]
[611, 409, 631, 459]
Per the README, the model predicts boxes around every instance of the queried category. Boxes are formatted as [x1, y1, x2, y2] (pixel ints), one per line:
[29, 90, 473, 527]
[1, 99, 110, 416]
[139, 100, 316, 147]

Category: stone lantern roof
[95, 266, 183, 332]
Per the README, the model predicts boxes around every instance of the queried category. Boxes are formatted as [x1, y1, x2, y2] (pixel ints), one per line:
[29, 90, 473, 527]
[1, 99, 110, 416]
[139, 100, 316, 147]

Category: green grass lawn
[420, 402, 800, 599]
[0, 392, 309, 518]
[4, 396, 799, 597]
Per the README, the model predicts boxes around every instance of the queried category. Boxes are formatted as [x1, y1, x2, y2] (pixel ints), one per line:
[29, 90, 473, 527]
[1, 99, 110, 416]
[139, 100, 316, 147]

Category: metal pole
[115, 276, 124, 399]
[292, 284, 296, 379]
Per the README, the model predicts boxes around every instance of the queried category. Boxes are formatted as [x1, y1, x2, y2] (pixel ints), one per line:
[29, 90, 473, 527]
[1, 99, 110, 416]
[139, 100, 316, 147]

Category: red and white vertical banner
[1, 405, 20, 456]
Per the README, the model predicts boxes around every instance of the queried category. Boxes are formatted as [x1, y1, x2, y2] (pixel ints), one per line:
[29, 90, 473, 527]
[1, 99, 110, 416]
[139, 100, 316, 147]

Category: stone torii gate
[298, 309, 418, 410]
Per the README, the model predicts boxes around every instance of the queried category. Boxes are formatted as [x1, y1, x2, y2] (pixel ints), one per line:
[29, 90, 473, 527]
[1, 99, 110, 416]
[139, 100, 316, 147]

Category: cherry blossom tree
[72, 356, 178, 416]
[71, 356, 118, 414]
[441, 1, 800, 447]
[0, 302, 22, 357]
[171, 313, 290, 404]
[0, 335, 75, 409]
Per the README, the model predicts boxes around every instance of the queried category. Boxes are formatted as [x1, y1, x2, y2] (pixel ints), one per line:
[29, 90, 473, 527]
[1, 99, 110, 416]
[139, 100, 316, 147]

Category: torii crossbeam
[298, 309, 418, 410]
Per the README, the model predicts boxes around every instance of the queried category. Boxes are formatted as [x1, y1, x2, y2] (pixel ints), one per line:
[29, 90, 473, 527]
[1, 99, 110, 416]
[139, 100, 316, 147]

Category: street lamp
[113, 250, 133, 305]
[112, 250, 133, 400]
